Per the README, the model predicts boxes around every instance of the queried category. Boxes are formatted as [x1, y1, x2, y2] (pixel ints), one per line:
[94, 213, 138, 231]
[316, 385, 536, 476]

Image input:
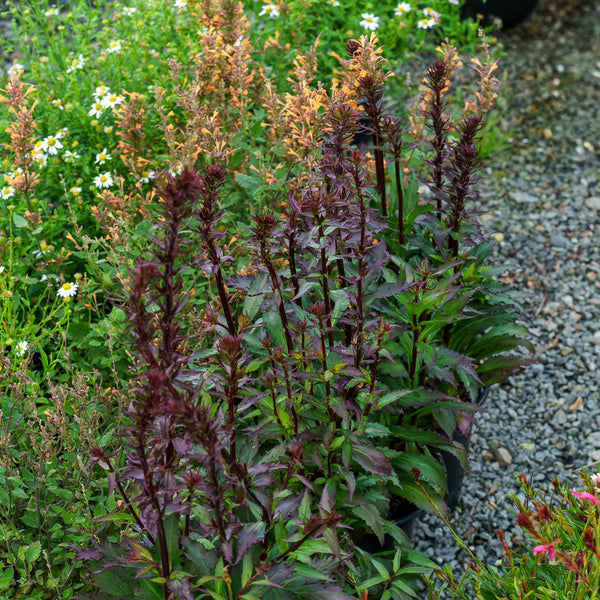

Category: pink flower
[532, 539, 561, 561]
[571, 490, 600, 507]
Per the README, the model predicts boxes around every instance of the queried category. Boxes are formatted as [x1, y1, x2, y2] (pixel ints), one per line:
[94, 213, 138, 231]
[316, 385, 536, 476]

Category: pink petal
[532, 539, 560, 561]
[571, 490, 600, 507]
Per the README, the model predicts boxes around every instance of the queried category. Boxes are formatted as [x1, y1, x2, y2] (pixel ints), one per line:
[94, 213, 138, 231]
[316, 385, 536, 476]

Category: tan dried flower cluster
[0, 73, 40, 196]
[465, 32, 500, 116]
[114, 91, 148, 178]
[158, 0, 258, 168]
[262, 40, 328, 165]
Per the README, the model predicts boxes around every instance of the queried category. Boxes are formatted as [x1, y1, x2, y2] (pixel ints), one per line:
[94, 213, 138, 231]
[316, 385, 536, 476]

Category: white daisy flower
[259, 3, 280, 17]
[16, 340, 29, 356]
[417, 17, 437, 28]
[41, 135, 63, 155]
[174, 0, 187, 8]
[1, 185, 15, 199]
[395, 2, 412, 15]
[328, 0, 340, 5]
[44, 8, 59, 17]
[52, 99, 64, 110]
[105, 40, 122, 53]
[448, 0, 459, 4]
[94, 172, 113, 189]
[66, 54, 85, 74]
[360, 12, 379, 30]
[6, 63, 24, 77]
[101, 93, 124, 109]
[88, 101, 104, 118]
[123, 6, 137, 14]
[63, 150, 80, 163]
[70, 186, 82, 196]
[93, 85, 110, 99]
[95, 148, 112, 165]
[168, 164, 183, 177]
[32, 148, 48, 167]
[139, 170, 155, 183]
[57, 282, 78, 298]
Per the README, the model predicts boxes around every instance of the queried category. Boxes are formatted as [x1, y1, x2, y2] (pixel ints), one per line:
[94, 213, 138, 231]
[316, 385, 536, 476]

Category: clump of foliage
[430, 470, 600, 600]
[76, 26, 530, 600]
[0, 1, 530, 598]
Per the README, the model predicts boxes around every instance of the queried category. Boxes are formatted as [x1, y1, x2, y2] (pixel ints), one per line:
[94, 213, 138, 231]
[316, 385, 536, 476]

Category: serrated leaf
[353, 443, 391, 477]
[235, 522, 266, 565]
[234, 172, 262, 195]
[351, 504, 385, 544]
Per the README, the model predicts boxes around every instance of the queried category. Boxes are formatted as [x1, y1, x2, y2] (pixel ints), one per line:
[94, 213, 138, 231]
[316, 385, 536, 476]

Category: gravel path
[413, 0, 600, 576]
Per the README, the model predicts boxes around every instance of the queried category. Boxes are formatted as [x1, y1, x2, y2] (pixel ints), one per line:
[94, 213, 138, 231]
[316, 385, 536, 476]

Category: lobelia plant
[75, 19, 531, 600]
[330, 35, 533, 506]
[427, 470, 600, 600]
[78, 163, 422, 598]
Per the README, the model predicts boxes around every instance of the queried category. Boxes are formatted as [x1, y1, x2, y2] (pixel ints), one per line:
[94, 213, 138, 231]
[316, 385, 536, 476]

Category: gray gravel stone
[585, 197, 600, 211]
[494, 448, 513, 467]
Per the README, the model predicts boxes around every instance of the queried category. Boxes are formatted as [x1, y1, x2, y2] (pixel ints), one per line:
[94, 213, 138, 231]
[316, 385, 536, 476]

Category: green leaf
[353, 443, 392, 477]
[293, 562, 334, 581]
[94, 512, 138, 523]
[360, 575, 388, 588]
[11, 487, 28, 500]
[262, 310, 286, 348]
[20, 511, 37, 528]
[0, 567, 14, 590]
[329, 288, 350, 323]
[391, 577, 419, 597]
[12, 213, 29, 229]
[20, 540, 41, 563]
[393, 452, 446, 494]
[163, 514, 181, 571]
[299, 489, 311, 522]
[243, 273, 269, 321]
[351, 504, 385, 544]
[93, 568, 135, 597]
[392, 547, 402, 572]
[235, 172, 263, 196]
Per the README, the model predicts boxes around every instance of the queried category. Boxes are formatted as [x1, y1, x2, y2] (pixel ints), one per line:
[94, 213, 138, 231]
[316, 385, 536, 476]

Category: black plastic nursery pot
[357, 505, 423, 554]
[435, 387, 490, 509]
[462, 0, 540, 28]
